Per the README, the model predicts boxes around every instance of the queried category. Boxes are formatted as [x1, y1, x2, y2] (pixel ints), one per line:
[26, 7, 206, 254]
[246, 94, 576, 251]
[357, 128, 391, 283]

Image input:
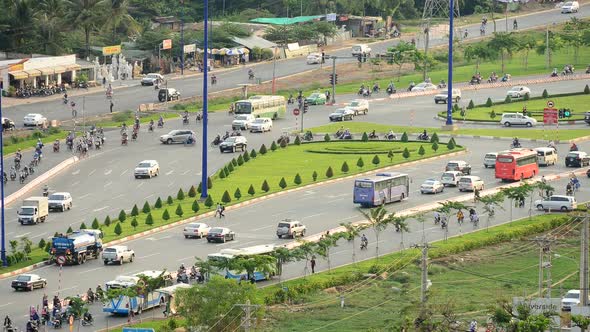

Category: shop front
[6, 55, 81, 91]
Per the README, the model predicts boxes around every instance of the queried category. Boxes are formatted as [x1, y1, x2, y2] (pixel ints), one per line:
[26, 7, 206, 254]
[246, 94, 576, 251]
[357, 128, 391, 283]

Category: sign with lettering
[183, 44, 196, 53]
[162, 39, 172, 50]
[512, 297, 560, 326]
[102, 45, 122, 56]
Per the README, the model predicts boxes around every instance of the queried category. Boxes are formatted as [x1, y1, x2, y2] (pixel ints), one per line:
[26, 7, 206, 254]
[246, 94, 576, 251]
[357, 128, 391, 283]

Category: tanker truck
[50, 229, 103, 265]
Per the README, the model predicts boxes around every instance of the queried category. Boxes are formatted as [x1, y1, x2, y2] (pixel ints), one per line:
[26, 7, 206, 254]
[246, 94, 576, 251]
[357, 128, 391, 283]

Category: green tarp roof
[250, 15, 324, 25]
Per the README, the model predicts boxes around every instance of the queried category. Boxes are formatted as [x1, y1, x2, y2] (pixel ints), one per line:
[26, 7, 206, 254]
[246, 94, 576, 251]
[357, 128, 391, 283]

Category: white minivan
[500, 113, 537, 127]
[483, 152, 498, 168]
[535, 147, 558, 166]
[441, 171, 463, 187]
[458, 176, 484, 192]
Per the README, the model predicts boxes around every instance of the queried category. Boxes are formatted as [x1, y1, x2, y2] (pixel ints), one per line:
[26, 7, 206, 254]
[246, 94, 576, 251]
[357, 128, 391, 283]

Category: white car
[420, 179, 444, 194]
[183, 222, 211, 239]
[102, 245, 135, 265]
[329, 108, 355, 121]
[346, 99, 369, 115]
[134, 160, 160, 179]
[23, 113, 47, 127]
[562, 290, 583, 311]
[535, 195, 577, 211]
[141, 73, 164, 86]
[561, 1, 579, 13]
[250, 118, 273, 133]
[500, 113, 537, 127]
[411, 82, 437, 92]
[506, 86, 531, 98]
[434, 89, 461, 104]
[48, 192, 73, 212]
[483, 152, 499, 168]
[306, 53, 322, 64]
[232, 114, 256, 130]
[458, 176, 484, 192]
[441, 171, 463, 187]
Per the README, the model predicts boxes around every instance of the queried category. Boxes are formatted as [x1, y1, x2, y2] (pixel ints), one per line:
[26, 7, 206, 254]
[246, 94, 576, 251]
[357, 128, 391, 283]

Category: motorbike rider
[148, 119, 154, 132]
[386, 130, 395, 140]
[95, 285, 104, 301]
[551, 68, 558, 77]
[420, 129, 428, 140]
[121, 132, 128, 144]
[512, 137, 520, 148]
[248, 69, 254, 79]
[86, 288, 94, 303]
[513, 19, 518, 30]
[158, 115, 164, 127]
[566, 182, 574, 195]
[179, 263, 186, 273]
[571, 143, 579, 151]
[83, 312, 93, 324]
[386, 81, 395, 93]
[408, 81, 416, 91]
[369, 130, 377, 139]
[372, 82, 380, 92]
[360, 234, 368, 249]
[43, 184, 49, 197]
[438, 79, 446, 88]
[548, 140, 556, 151]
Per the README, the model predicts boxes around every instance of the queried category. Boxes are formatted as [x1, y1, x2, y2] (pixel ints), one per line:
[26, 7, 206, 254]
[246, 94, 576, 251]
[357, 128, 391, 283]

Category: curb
[433, 116, 588, 126]
[0, 149, 466, 280]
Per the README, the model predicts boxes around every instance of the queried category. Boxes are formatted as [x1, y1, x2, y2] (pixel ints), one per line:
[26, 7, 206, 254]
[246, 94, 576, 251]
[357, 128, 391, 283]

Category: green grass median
[0, 140, 461, 275]
[310, 122, 590, 141]
[3, 128, 69, 156]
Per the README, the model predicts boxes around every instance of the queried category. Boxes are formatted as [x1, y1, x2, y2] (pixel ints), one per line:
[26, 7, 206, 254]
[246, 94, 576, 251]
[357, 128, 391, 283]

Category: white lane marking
[144, 194, 154, 200]
[340, 215, 360, 222]
[181, 170, 191, 175]
[58, 286, 78, 293]
[15, 232, 30, 238]
[71, 170, 80, 175]
[104, 181, 113, 188]
[31, 232, 47, 239]
[302, 190, 316, 196]
[158, 235, 172, 240]
[79, 193, 91, 199]
[71, 181, 80, 186]
[177, 256, 195, 262]
[326, 193, 348, 199]
[6, 232, 13, 236]
[112, 194, 125, 200]
[0, 303, 12, 308]
[88, 169, 96, 176]
[79, 267, 102, 274]
[168, 181, 176, 187]
[165, 170, 174, 176]
[325, 198, 347, 204]
[120, 169, 128, 176]
[104, 169, 112, 176]
[137, 253, 160, 259]
[136, 182, 144, 189]
[301, 213, 325, 220]
[251, 225, 274, 232]
[93, 206, 109, 212]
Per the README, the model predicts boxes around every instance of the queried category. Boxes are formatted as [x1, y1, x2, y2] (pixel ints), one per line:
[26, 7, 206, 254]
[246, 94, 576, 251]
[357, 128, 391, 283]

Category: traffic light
[558, 109, 564, 119]
[329, 74, 334, 85]
[303, 100, 309, 111]
[564, 108, 572, 118]
[334, 74, 338, 84]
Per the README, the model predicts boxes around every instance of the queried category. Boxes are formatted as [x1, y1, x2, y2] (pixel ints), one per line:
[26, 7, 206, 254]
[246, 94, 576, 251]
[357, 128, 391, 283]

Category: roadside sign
[56, 256, 66, 265]
[183, 44, 196, 53]
[293, 108, 300, 116]
[547, 100, 554, 108]
[102, 45, 121, 56]
[162, 39, 172, 50]
[543, 108, 558, 125]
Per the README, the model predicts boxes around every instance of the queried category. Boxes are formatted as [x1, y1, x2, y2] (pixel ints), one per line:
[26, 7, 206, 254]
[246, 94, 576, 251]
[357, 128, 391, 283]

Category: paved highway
[2, 6, 588, 125]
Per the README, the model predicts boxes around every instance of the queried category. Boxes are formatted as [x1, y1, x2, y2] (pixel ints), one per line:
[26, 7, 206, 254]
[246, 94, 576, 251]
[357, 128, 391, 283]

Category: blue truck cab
[50, 230, 103, 265]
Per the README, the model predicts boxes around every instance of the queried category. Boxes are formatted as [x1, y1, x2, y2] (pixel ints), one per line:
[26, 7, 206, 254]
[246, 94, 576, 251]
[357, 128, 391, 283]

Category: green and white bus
[234, 95, 286, 119]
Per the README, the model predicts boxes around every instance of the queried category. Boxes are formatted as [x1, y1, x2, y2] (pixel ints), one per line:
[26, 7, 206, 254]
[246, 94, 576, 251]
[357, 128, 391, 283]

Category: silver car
[160, 130, 195, 144]
[420, 179, 444, 194]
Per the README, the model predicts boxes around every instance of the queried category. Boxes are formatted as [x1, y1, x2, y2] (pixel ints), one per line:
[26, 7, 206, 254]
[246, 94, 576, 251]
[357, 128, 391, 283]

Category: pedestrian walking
[433, 210, 440, 224]
[110, 100, 114, 113]
[215, 203, 222, 218]
[456, 210, 464, 225]
[102, 77, 106, 86]
[310, 257, 316, 274]
[474, 187, 481, 203]
[219, 205, 225, 218]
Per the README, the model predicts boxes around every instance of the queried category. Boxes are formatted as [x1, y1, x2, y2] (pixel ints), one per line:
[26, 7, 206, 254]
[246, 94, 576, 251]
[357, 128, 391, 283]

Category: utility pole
[0, 81, 6, 267]
[236, 299, 260, 332]
[200, 0, 209, 199]
[581, 215, 589, 306]
[331, 56, 336, 104]
[271, 46, 277, 94]
[180, 0, 185, 75]
[412, 242, 433, 304]
[530, 236, 556, 298]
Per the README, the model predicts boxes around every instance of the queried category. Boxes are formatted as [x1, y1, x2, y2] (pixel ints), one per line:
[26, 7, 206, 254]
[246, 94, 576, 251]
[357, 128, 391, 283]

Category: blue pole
[180, 0, 185, 75]
[446, 0, 454, 126]
[201, 0, 209, 199]
[0, 81, 6, 267]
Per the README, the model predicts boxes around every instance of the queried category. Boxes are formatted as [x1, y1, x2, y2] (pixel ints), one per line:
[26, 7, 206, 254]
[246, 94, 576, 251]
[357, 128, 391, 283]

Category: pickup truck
[18, 196, 49, 225]
[48, 192, 73, 212]
[102, 245, 135, 265]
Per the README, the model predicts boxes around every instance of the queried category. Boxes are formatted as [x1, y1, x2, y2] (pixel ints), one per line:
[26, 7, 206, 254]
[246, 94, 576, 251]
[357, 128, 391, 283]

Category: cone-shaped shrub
[154, 197, 163, 208]
[234, 188, 242, 200]
[162, 209, 170, 221]
[38, 239, 46, 249]
[228, 163, 234, 172]
[114, 223, 122, 236]
[418, 145, 425, 156]
[104, 216, 111, 227]
[191, 200, 200, 213]
[221, 190, 231, 203]
[259, 144, 267, 155]
[237, 154, 244, 165]
[447, 139, 456, 150]
[231, 158, 238, 167]
[131, 204, 139, 216]
[467, 99, 475, 109]
[91, 218, 100, 229]
[142, 201, 151, 213]
[131, 218, 138, 230]
[175, 204, 184, 217]
[341, 161, 349, 173]
[204, 195, 214, 208]
[248, 184, 255, 196]
[361, 132, 368, 142]
[80, 222, 87, 230]
[270, 141, 278, 151]
[261, 180, 270, 192]
[326, 166, 334, 178]
[401, 132, 408, 142]
[207, 176, 213, 189]
[294, 173, 302, 185]
[188, 186, 197, 198]
[324, 133, 331, 142]
[118, 210, 126, 223]
[279, 177, 287, 189]
[402, 147, 410, 159]
[250, 149, 257, 158]
[167, 196, 174, 205]
[430, 133, 439, 143]
[177, 188, 185, 200]
[243, 151, 250, 162]
[357, 157, 364, 168]
[485, 97, 493, 107]
[66, 226, 73, 233]
[387, 150, 394, 162]
[432, 141, 439, 152]
[312, 171, 318, 181]
[294, 135, 301, 145]
[145, 213, 154, 226]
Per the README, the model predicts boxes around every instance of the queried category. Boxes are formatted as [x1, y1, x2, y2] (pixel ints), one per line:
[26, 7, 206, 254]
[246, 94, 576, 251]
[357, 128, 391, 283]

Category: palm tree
[340, 222, 363, 264]
[271, 247, 294, 283]
[67, 0, 104, 57]
[99, 0, 139, 42]
[315, 233, 340, 272]
[233, 255, 276, 281]
[359, 206, 393, 260]
[193, 257, 214, 282]
[35, 0, 67, 54]
[392, 216, 409, 250]
[478, 192, 505, 231]
[5, 0, 35, 52]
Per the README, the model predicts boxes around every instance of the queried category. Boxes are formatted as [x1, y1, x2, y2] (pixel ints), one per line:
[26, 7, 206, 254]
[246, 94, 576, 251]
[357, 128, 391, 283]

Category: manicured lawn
[3, 129, 69, 156]
[0, 140, 461, 275]
[441, 93, 590, 122]
[95, 111, 179, 128]
[310, 122, 590, 141]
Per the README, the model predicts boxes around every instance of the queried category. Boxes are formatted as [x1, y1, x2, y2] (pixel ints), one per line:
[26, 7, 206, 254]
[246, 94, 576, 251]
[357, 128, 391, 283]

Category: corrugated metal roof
[249, 15, 324, 25]
[231, 36, 277, 50]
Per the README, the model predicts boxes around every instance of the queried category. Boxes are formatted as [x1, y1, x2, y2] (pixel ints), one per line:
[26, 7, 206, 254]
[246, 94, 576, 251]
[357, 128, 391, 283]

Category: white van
[483, 152, 498, 168]
[440, 171, 463, 187]
[458, 176, 484, 192]
[535, 147, 557, 166]
[351, 44, 371, 57]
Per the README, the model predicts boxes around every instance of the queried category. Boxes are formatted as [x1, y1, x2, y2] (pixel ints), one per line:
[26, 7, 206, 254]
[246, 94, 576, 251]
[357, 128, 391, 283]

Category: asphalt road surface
[2, 5, 588, 126]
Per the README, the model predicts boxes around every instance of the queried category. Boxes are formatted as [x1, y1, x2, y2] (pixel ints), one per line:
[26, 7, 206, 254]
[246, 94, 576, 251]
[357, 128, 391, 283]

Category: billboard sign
[102, 45, 122, 56]
[162, 39, 172, 50]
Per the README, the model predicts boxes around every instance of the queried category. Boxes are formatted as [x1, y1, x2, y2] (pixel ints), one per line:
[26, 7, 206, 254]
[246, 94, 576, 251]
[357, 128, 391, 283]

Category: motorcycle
[131, 132, 138, 140]
[407, 83, 416, 91]
[177, 272, 189, 284]
[372, 84, 380, 94]
[417, 133, 429, 141]
[386, 133, 396, 141]
[157, 119, 164, 128]
[10, 171, 16, 181]
[360, 239, 368, 250]
[358, 87, 371, 97]
[469, 77, 481, 85]
[335, 129, 344, 139]
[53, 142, 59, 153]
[95, 140, 101, 150]
[438, 82, 447, 89]
[121, 136, 128, 146]
[248, 72, 255, 80]
[339, 132, 352, 140]
[386, 86, 396, 95]
[81, 313, 93, 326]
[551, 71, 559, 77]
[43, 189, 49, 197]
[287, 95, 294, 104]
[369, 132, 379, 140]
[511, 141, 522, 149]
[148, 123, 154, 132]
[303, 131, 314, 141]
[211, 136, 222, 146]
[182, 116, 189, 125]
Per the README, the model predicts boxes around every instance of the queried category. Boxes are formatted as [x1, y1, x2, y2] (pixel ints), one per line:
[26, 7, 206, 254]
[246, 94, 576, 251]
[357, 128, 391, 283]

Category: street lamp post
[0, 82, 6, 267]
[445, 0, 455, 127]
[271, 46, 277, 94]
[200, 0, 209, 198]
[180, 0, 185, 75]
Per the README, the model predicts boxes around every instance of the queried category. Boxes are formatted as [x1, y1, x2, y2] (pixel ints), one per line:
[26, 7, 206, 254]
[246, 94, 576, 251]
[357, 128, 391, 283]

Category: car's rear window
[16, 275, 31, 281]
[104, 248, 117, 252]
[447, 163, 458, 167]
[209, 228, 223, 234]
[567, 153, 579, 158]
[459, 178, 472, 183]
[49, 194, 65, 200]
[485, 154, 496, 159]
[278, 223, 291, 228]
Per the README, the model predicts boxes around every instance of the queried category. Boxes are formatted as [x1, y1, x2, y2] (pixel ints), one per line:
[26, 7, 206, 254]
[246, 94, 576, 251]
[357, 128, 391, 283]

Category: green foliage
[167, 196, 174, 205]
[341, 161, 350, 173]
[114, 223, 122, 236]
[504, 95, 512, 103]
[485, 97, 493, 107]
[207, 177, 213, 189]
[188, 185, 197, 198]
[191, 200, 200, 213]
[430, 132, 439, 143]
[294, 135, 301, 145]
[259, 144, 267, 155]
[279, 177, 287, 189]
[197, 183, 202, 194]
[219, 168, 227, 179]
[237, 154, 245, 165]
[91, 218, 100, 229]
[294, 173, 302, 185]
[38, 238, 46, 249]
[80, 222, 87, 230]
[372, 155, 380, 166]
[418, 145, 426, 156]
[221, 190, 232, 203]
[104, 216, 111, 227]
[131, 204, 139, 216]
[250, 149, 257, 158]
[401, 132, 408, 142]
[130, 218, 138, 230]
[261, 180, 270, 192]
[234, 188, 242, 200]
[361, 132, 369, 142]
[177, 188, 185, 200]
[142, 201, 151, 213]
[523, 92, 530, 101]
[326, 166, 334, 178]
[432, 141, 439, 151]
[227, 163, 234, 173]
[324, 133, 331, 142]
[357, 157, 365, 168]
[585, 85, 590, 94]
[279, 138, 288, 148]
[452, 104, 460, 113]
[155, 197, 163, 209]
[312, 171, 318, 181]
[402, 148, 410, 159]
[248, 184, 256, 196]
[175, 204, 184, 217]
[145, 213, 154, 226]
[205, 195, 214, 208]
[270, 141, 278, 151]
[231, 158, 238, 167]
[118, 210, 127, 223]
[542, 89, 549, 98]
[467, 99, 475, 109]
[243, 151, 250, 162]
[387, 150, 394, 162]
[490, 110, 497, 119]
[447, 138, 456, 150]
[162, 209, 170, 221]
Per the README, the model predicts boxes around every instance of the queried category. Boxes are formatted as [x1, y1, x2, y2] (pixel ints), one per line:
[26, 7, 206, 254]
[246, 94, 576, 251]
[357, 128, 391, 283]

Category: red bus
[495, 149, 539, 181]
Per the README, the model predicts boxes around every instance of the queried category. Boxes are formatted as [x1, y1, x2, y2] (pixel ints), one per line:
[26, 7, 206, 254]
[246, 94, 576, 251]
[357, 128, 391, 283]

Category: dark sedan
[11, 274, 47, 291]
[206, 227, 235, 243]
[566, 152, 590, 167]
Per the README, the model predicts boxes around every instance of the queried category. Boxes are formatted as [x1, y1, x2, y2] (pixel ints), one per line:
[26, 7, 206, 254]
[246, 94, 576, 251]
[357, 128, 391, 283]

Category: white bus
[103, 270, 172, 315]
[353, 172, 410, 207]
[207, 244, 276, 282]
[234, 95, 286, 119]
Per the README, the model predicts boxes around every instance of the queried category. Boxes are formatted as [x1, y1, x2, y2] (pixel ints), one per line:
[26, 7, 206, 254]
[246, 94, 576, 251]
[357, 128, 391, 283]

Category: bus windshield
[235, 102, 252, 114]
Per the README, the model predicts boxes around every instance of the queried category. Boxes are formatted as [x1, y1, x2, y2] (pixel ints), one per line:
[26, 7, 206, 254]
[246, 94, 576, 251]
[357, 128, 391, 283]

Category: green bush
[145, 213, 154, 226]
[237, 154, 245, 165]
[175, 204, 184, 217]
[271, 141, 278, 151]
[221, 190, 231, 203]
[91, 218, 100, 229]
[259, 144, 267, 155]
[504, 95, 512, 103]
[131, 204, 139, 216]
[250, 149, 257, 158]
[326, 166, 334, 178]
[402, 148, 410, 159]
[131, 218, 138, 230]
[294, 173, 302, 185]
[142, 201, 151, 213]
[261, 180, 270, 192]
[452, 104, 459, 113]
[523, 93, 530, 101]
[219, 168, 227, 179]
[279, 177, 287, 189]
[243, 151, 250, 162]
[114, 223, 122, 236]
[118, 210, 127, 223]
[341, 161, 349, 173]
[324, 133, 331, 142]
[188, 185, 197, 198]
[205, 195, 214, 208]
[167, 196, 174, 205]
[231, 158, 238, 167]
[234, 188, 242, 200]
[447, 138, 456, 150]
[432, 141, 439, 152]
[207, 176, 213, 189]
[430, 132, 439, 143]
[401, 132, 408, 142]
[387, 150, 394, 162]
[38, 239, 46, 249]
[279, 138, 288, 148]
[490, 110, 497, 119]
[248, 184, 256, 196]
[155, 197, 163, 208]
[294, 135, 301, 145]
[466, 99, 474, 109]
[162, 209, 170, 220]
[485, 98, 492, 107]
[357, 157, 364, 168]
[177, 189, 185, 200]
[104, 216, 111, 227]
[418, 145, 425, 156]
[312, 171, 318, 181]
[44, 242, 51, 253]
[191, 200, 200, 213]
[542, 89, 549, 98]
[79, 222, 87, 229]
[372, 155, 380, 166]
[361, 132, 369, 142]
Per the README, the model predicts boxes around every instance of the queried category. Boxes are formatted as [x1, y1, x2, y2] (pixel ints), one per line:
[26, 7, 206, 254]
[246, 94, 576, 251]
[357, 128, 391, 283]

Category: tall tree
[488, 32, 518, 73]
[478, 192, 505, 231]
[68, 0, 104, 57]
[315, 233, 340, 272]
[35, 0, 67, 54]
[463, 41, 496, 73]
[292, 240, 317, 276]
[340, 222, 363, 264]
[386, 41, 416, 81]
[391, 215, 409, 250]
[100, 0, 139, 42]
[358, 206, 394, 260]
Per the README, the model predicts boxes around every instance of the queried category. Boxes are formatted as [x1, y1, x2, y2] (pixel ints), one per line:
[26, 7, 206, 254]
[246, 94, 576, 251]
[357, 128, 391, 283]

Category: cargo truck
[50, 230, 103, 265]
[17, 196, 49, 225]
